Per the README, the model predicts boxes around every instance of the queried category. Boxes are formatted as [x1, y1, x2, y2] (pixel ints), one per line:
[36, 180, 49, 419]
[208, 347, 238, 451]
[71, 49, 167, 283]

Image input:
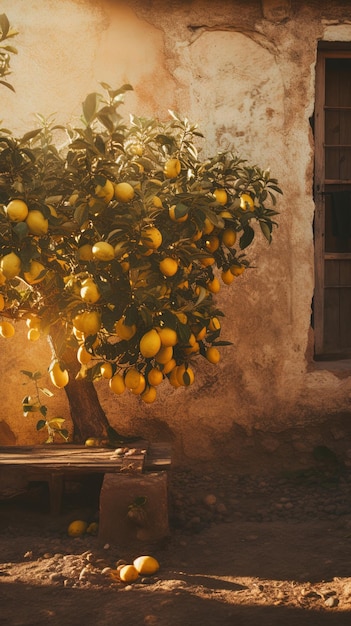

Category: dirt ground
[1, 470, 351, 626]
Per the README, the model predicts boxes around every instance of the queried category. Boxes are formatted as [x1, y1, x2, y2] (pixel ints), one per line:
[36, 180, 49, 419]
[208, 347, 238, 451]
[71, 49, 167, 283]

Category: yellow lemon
[157, 327, 178, 347]
[49, 361, 69, 388]
[209, 317, 221, 332]
[115, 182, 135, 202]
[159, 257, 178, 277]
[230, 264, 245, 276]
[95, 179, 114, 203]
[176, 364, 195, 386]
[92, 241, 115, 261]
[77, 345, 92, 365]
[0, 252, 21, 279]
[115, 317, 136, 340]
[213, 189, 228, 205]
[125, 367, 143, 390]
[141, 226, 162, 250]
[0, 294, 5, 311]
[27, 328, 40, 341]
[222, 228, 237, 247]
[203, 218, 214, 235]
[100, 362, 113, 379]
[131, 373, 146, 395]
[164, 158, 181, 178]
[221, 269, 235, 285]
[0, 320, 15, 338]
[240, 193, 254, 211]
[147, 368, 163, 386]
[80, 279, 100, 304]
[206, 346, 221, 364]
[26, 210, 49, 236]
[140, 329, 162, 358]
[169, 204, 188, 222]
[119, 564, 139, 583]
[155, 345, 173, 365]
[205, 235, 220, 253]
[67, 520, 88, 537]
[109, 373, 126, 395]
[5, 199, 29, 222]
[78, 244, 94, 261]
[141, 386, 157, 403]
[133, 555, 160, 575]
[207, 277, 220, 294]
[23, 260, 46, 284]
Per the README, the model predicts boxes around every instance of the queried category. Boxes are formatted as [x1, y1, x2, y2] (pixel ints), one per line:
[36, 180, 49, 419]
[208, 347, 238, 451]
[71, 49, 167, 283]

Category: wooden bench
[0, 441, 172, 516]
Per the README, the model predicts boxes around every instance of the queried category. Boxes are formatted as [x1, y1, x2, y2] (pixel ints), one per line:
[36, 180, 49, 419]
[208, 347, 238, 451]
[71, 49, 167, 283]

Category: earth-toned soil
[1, 465, 351, 626]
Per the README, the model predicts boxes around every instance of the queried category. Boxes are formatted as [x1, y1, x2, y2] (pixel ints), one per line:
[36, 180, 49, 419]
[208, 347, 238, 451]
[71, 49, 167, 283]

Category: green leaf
[0, 14, 10, 40]
[36, 419, 46, 431]
[39, 405, 48, 417]
[21, 370, 35, 379]
[259, 220, 272, 243]
[82, 92, 99, 125]
[239, 226, 254, 250]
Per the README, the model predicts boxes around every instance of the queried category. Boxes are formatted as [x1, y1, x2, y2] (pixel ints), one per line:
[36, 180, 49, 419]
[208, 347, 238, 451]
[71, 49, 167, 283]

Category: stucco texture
[1, 0, 351, 468]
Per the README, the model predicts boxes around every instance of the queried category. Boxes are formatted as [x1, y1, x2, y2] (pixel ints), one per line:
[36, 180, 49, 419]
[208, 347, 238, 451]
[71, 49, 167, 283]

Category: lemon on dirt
[49, 360, 69, 388]
[141, 385, 157, 403]
[109, 373, 126, 395]
[114, 317, 136, 340]
[0, 252, 21, 279]
[164, 157, 181, 179]
[80, 278, 100, 304]
[159, 257, 178, 277]
[92, 241, 115, 261]
[206, 346, 221, 364]
[213, 188, 228, 205]
[141, 226, 162, 250]
[133, 555, 160, 575]
[95, 179, 114, 203]
[26, 209, 49, 236]
[85, 437, 100, 447]
[115, 182, 135, 202]
[0, 320, 15, 338]
[67, 520, 88, 537]
[119, 564, 139, 583]
[147, 367, 163, 386]
[157, 326, 178, 347]
[140, 328, 162, 358]
[23, 260, 46, 285]
[5, 199, 29, 222]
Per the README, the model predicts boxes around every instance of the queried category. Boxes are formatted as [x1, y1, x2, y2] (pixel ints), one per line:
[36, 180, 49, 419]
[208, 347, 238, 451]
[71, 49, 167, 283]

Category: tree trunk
[48, 323, 110, 443]
[63, 376, 110, 443]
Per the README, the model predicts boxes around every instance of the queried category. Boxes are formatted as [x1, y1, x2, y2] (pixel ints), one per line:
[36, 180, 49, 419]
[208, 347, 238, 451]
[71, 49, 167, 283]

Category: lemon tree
[0, 82, 281, 442]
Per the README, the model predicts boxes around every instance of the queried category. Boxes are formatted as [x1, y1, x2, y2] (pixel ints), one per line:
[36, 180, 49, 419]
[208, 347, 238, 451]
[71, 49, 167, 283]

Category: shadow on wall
[0, 420, 16, 445]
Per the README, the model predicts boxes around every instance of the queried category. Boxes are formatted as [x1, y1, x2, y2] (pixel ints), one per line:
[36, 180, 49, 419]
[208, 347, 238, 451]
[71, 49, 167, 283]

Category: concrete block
[98, 471, 169, 546]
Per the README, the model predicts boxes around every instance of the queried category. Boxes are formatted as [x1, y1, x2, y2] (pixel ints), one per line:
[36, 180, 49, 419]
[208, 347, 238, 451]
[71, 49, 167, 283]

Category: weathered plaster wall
[2, 0, 351, 468]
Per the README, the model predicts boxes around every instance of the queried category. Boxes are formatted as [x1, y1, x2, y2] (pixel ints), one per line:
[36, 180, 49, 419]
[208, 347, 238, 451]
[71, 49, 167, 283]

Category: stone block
[98, 471, 169, 546]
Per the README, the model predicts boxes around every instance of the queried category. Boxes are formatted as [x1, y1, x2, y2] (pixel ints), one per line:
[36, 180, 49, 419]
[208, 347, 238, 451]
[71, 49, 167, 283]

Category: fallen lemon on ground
[133, 555, 160, 575]
[119, 564, 139, 583]
[67, 520, 88, 537]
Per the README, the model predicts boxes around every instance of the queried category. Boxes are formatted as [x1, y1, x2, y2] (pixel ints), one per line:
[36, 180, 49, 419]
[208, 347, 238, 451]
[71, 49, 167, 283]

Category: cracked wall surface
[1, 0, 351, 468]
